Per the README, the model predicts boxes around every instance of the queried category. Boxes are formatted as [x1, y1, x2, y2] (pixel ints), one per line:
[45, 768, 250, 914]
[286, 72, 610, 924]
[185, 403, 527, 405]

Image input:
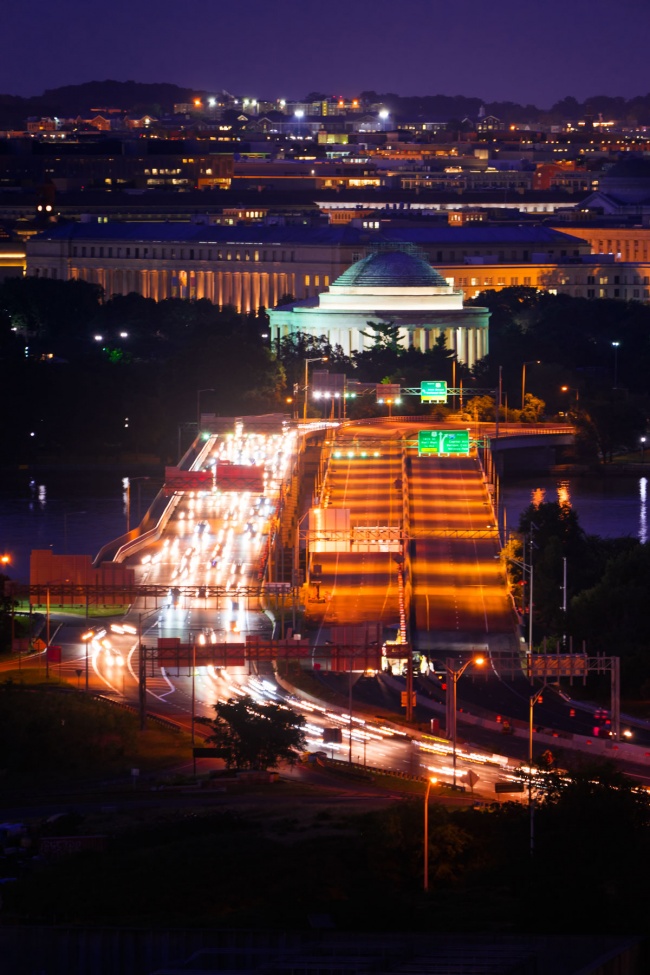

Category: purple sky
[4, 0, 649, 107]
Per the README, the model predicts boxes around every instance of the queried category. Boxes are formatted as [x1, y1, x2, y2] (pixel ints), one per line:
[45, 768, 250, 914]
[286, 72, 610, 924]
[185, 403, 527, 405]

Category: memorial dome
[331, 250, 449, 290]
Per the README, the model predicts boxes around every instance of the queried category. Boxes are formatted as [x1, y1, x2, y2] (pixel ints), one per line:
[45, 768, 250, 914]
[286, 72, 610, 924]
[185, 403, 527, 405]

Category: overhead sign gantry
[417, 429, 471, 456]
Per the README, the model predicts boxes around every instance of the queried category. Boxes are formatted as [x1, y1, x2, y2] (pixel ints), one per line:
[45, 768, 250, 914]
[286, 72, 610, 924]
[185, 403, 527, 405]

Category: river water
[0, 468, 647, 583]
[501, 473, 648, 543]
[0, 469, 162, 582]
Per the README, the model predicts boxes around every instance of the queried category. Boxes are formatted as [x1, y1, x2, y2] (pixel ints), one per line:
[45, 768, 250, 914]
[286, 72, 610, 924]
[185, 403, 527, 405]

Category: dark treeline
[2, 80, 650, 129]
[1, 278, 649, 466]
[361, 91, 650, 125]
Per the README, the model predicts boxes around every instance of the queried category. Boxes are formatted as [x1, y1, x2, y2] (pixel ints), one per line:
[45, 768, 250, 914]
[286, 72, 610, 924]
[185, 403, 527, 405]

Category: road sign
[464, 770, 480, 788]
[376, 384, 401, 402]
[418, 429, 471, 456]
[530, 654, 588, 678]
[420, 380, 448, 403]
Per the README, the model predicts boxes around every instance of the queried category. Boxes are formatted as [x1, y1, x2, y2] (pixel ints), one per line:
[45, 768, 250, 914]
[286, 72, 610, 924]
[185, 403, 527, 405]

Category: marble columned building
[26, 222, 600, 317]
[25, 222, 364, 312]
[268, 249, 489, 367]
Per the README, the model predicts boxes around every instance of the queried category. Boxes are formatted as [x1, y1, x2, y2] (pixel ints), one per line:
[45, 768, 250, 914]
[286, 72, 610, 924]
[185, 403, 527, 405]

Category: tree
[360, 320, 401, 352]
[197, 695, 307, 770]
[519, 392, 545, 423]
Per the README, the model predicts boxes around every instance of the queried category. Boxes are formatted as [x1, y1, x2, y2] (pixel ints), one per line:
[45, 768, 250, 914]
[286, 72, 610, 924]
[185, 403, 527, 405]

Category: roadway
[28, 415, 650, 797]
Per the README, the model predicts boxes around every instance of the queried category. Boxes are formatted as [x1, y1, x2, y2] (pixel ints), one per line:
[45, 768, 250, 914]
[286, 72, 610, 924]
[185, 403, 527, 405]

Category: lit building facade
[268, 248, 490, 365]
[26, 220, 650, 309]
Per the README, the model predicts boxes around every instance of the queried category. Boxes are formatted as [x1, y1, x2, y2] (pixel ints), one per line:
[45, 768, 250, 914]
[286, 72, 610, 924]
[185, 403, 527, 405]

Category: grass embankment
[0, 678, 192, 793]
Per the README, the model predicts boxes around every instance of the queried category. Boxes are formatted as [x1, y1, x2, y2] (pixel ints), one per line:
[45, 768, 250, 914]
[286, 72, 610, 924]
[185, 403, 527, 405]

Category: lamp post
[378, 395, 401, 418]
[293, 509, 313, 629]
[124, 477, 150, 533]
[442, 655, 485, 788]
[505, 541, 534, 664]
[521, 360, 540, 411]
[641, 436, 646, 463]
[423, 776, 438, 891]
[303, 357, 328, 422]
[611, 341, 620, 388]
[80, 628, 94, 692]
[196, 387, 215, 434]
[560, 385, 579, 407]
[528, 684, 546, 857]
[137, 609, 159, 731]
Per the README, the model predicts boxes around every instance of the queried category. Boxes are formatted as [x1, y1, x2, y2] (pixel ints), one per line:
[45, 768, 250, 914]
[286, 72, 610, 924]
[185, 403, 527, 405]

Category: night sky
[4, 0, 649, 106]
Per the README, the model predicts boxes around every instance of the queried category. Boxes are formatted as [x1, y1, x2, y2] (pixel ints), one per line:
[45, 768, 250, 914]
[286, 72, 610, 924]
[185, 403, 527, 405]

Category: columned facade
[268, 249, 490, 369]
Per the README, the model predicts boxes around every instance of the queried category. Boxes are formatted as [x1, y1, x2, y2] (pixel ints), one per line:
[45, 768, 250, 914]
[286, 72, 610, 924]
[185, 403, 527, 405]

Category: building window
[523, 277, 531, 286]
[587, 288, 595, 298]
[511, 277, 518, 286]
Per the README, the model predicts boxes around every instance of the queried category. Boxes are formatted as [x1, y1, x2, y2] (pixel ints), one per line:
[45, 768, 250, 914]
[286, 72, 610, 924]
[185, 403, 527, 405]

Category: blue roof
[32, 222, 583, 248]
[380, 225, 582, 245]
[32, 223, 367, 246]
[332, 250, 448, 288]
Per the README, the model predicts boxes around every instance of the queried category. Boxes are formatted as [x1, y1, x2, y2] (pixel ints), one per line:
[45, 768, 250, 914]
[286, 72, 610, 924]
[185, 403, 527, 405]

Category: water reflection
[640, 478, 647, 544]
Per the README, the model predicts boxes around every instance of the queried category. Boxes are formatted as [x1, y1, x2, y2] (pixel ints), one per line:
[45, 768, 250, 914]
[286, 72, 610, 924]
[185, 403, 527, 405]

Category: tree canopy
[197, 694, 307, 770]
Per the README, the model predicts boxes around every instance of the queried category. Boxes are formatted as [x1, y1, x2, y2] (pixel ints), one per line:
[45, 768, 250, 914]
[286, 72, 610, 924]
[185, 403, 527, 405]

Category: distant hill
[2, 81, 650, 130]
[0, 80, 198, 127]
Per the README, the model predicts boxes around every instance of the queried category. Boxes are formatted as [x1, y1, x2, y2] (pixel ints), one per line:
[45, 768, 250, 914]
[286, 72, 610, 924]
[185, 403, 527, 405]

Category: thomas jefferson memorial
[267, 247, 490, 368]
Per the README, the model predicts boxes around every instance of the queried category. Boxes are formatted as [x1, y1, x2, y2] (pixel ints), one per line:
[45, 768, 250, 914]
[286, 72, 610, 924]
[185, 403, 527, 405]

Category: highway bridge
[21, 414, 650, 793]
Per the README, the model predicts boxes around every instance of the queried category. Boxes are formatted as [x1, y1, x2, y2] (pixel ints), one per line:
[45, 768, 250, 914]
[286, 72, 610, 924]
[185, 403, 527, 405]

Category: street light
[528, 684, 546, 857]
[611, 341, 620, 388]
[641, 437, 647, 463]
[442, 655, 485, 789]
[423, 776, 438, 891]
[377, 395, 401, 418]
[560, 385, 580, 416]
[303, 357, 328, 422]
[521, 360, 540, 411]
[124, 477, 150, 533]
[80, 629, 94, 692]
[196, 387, 215, 434]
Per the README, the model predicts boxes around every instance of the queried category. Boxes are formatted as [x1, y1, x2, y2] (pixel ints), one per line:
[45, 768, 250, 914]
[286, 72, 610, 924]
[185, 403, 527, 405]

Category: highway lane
[408, 452, 516, 654]
[309, 432, 403, 633]
[32, 416, 650, 796]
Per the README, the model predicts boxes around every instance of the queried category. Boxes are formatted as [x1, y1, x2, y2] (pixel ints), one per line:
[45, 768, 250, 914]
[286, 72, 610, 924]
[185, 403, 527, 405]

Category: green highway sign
[420, 380, 448, 403]
[418, 429, 471, 456]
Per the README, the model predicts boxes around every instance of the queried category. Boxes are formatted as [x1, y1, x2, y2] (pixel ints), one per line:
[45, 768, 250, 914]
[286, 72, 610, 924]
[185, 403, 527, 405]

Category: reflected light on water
[640, 478, 647, 544]
[557, 480, 571, 509]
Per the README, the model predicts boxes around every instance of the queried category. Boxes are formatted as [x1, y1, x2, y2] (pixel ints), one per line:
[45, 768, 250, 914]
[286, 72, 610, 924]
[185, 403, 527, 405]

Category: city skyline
[3, 0, 649, 108]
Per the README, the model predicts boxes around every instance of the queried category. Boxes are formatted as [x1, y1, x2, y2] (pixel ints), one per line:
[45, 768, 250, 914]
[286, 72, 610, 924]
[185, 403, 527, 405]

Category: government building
[267, 247, 489, 366]
[26, 222, 599, 314]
